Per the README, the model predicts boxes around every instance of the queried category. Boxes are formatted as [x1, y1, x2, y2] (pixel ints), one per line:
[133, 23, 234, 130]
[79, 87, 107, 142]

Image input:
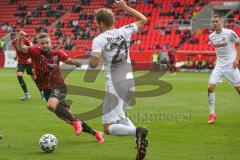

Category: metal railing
[152, 19, 192, 30]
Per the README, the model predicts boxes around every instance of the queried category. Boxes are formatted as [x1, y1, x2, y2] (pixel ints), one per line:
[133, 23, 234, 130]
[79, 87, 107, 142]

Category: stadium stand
[0, 0, 239, 69]
[0, 0, 203, 50]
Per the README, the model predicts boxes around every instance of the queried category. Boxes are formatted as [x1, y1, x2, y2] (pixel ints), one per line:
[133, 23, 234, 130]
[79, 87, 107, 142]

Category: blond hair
[94, 8, 114, 27]
[38, 33, 49, 40]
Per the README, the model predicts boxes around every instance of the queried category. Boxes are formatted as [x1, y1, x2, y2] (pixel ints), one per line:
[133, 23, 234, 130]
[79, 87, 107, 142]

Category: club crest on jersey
[52, 56, 59, 62]
[47, 63, 57, 68]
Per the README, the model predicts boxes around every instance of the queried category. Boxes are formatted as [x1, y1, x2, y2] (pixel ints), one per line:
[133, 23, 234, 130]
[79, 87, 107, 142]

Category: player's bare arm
[89, 52, 102, 68]
[233, 41, 240, 69]
[65, 58, 81, 67]
[17, 31, 29, 54]
[114, 0, 147, 30]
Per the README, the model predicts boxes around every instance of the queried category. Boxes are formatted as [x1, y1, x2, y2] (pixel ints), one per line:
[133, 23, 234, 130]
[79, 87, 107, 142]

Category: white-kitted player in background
[207, 14, 240, 124]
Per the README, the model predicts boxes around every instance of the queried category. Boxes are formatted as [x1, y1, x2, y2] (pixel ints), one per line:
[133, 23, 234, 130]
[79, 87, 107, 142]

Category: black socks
[55, 103, 75, 122]
[82, 122, 96, 135]
[17, 76, 28, 93]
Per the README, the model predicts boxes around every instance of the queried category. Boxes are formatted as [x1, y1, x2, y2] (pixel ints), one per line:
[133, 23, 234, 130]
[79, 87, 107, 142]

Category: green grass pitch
[0, 68, 239, 160]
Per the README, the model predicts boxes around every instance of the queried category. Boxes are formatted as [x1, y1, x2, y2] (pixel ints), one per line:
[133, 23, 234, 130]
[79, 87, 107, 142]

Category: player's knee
[16, 72, 23, 77]
[208, 85, 215, 93]
[47, 101, 57, 111]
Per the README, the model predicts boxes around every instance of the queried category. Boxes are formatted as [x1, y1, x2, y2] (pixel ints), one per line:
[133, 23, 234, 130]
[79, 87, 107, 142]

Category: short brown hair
[16, 29, 22, 33]
[213, 14, 222, 19]
[94, 8, 114, 27]
[38, 33, 49, 40]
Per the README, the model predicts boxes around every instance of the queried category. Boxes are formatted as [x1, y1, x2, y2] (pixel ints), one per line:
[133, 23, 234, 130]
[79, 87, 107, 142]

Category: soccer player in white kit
[89, 1, 148, 159]
[207, 14, 240, 124]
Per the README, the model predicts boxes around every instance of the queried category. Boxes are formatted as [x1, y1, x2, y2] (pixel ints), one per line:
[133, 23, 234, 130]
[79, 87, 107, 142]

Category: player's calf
[46, 96, 82, 135]
[17, 75, 30, 100]
[235, 86, 240, 95]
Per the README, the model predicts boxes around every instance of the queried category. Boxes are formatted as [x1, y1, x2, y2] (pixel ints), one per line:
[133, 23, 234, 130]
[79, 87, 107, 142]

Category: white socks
[118, 118, 136, 128]
[108, 118, 136, 137]
[208, 92, 215, 115]
[108, 124, 136, 136]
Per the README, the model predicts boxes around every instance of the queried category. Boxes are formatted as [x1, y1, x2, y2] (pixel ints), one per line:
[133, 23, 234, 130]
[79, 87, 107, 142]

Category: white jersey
[208, 28, 239, 67]
[92, 23, 138, 85]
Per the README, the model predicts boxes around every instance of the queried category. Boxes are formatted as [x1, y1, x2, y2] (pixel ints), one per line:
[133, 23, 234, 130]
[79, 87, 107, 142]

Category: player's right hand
[18, 31, 27, 39]
[114, 0, 127, 10]
[233, 58, 239, 69]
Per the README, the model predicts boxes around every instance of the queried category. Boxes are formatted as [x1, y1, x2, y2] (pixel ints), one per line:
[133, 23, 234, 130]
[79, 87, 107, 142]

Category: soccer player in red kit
[168, 46, 177, 75]
[12, 29, 44, 100]
[17, 32, 104, 143]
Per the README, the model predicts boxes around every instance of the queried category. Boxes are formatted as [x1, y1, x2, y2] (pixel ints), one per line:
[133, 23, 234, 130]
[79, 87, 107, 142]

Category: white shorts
[209, 66, 240, 87]
[102, 80, 135, 124]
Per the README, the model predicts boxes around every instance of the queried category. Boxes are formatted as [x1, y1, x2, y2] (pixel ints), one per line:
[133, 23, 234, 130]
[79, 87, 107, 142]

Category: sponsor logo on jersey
[214, 43, 227, 48]
[47, 63, 57, 68]
[107, 35, 125, 43]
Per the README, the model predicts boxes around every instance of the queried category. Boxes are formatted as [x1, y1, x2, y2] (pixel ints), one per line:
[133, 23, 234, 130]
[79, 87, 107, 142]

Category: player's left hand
[233, 58, 239, 69]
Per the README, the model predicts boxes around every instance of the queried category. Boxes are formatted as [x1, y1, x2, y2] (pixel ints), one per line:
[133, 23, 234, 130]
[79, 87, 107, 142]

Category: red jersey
[12, 38, 32, 64]
[168, 49, 176, 62]
[28, 46, 68, 91]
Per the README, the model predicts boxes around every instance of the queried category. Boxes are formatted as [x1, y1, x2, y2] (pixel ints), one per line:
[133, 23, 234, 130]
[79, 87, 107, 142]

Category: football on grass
[39, 134, 58, 153]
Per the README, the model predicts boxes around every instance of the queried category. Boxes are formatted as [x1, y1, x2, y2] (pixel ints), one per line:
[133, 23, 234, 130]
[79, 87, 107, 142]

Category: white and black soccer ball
[39, 134, 58, 153]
